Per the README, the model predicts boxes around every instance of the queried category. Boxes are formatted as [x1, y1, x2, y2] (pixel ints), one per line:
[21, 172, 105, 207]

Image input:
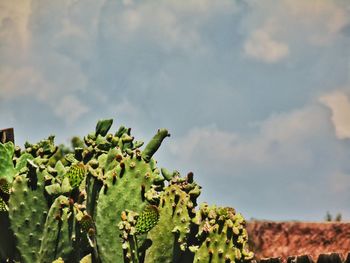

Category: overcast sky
[1, 0, 350, 221]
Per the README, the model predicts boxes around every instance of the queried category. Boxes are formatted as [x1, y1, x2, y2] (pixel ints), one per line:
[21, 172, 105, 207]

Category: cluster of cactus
[0, 119, 254, 263]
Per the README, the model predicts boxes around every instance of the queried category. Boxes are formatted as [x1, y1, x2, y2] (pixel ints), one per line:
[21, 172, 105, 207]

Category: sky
[0, 0, 350, 221]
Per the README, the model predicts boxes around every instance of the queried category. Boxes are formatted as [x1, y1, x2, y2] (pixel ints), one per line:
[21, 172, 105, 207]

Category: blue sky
[1, 0, 350, 221]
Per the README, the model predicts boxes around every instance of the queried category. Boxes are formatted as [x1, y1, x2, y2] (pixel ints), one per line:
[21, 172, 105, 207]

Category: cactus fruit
[135, 205, 159, 234]
[0, 198, 7, 211]
[0, 119, 253, 263]
[66, 163, 86, 188]
[0, 178, 10, 211]
[0, 178, 10, 195]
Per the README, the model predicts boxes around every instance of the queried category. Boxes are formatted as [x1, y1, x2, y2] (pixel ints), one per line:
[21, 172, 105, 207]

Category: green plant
[0, 119, 254, 263]
[324, 211, 342, 222]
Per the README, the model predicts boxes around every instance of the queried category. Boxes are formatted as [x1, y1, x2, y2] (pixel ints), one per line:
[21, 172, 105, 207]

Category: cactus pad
[8, 170, 48, 263]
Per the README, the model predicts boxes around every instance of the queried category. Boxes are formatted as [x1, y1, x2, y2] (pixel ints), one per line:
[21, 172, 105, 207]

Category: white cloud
[162, 99, 350, 219]
[111, 0, 237, 53]
[243, 22, 289, 63]
[242, 0, 349, 62]
[0, 0, 90, 123]
[0, 66, 59, 102]
[283, 0, 348, 45]
[0, 62, 89, 123]
[54, 95, 89, 124]
[164, 99, 350, 219]
[170, 104, 329, 170]
[170, 124, 239, 161]
[0, 0, 31, 56]
[320, 91, 350, 139]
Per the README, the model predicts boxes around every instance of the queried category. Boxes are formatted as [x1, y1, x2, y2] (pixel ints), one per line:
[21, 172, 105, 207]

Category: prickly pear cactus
[8, 170, 48, 263]
[0, 119, 254, 263]
[95, 128, 169, 263]
[144, 172, 201, 263]
[191, 204, 254, 263]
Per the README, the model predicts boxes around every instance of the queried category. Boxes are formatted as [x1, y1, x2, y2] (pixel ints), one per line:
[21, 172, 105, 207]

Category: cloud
[163, 99, 350, 219]
[243, 22, 289, 63]
[103, 0, 238, 53]
[170, 104, 328, 169]
[241, 0, 349, 63]
[0, 0, 90, 124]
[283, 0, 348, 45]
[0, 66, 50, 100]
[0, 63, 89, 123]
[0, 0, 31, 56]
[320, 91, 350, 139]
[54, 95, 89, 124]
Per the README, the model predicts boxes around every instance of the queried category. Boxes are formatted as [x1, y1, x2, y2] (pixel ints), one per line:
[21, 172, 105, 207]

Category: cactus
[38, 195, 70, 263]
[0, 119, 253, 263]
[143, 172, 201, 263]
[191, 204, 254, 263]
[8, 167, 48, 262]
[95, 136, 166, 263]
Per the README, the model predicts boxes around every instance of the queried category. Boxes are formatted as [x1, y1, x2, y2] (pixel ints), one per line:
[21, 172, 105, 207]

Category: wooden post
[0, 128, 14, 144]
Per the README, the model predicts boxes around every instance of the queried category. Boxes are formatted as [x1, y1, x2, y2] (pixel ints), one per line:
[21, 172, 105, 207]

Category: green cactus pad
[141, 129, 170, 162]
[144, 174, 201, 263]
[135, 205, 159, 234]
[95, 149, 164, 263]
[56, 207, 75, 261]
[14, 153, 33, 173]
[192, 204, 254, 263]
[95, 119, 113, 137]
[38, 195, 70, 263]
[8, 170, 48, 263]
[0, 142, 16, 183]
